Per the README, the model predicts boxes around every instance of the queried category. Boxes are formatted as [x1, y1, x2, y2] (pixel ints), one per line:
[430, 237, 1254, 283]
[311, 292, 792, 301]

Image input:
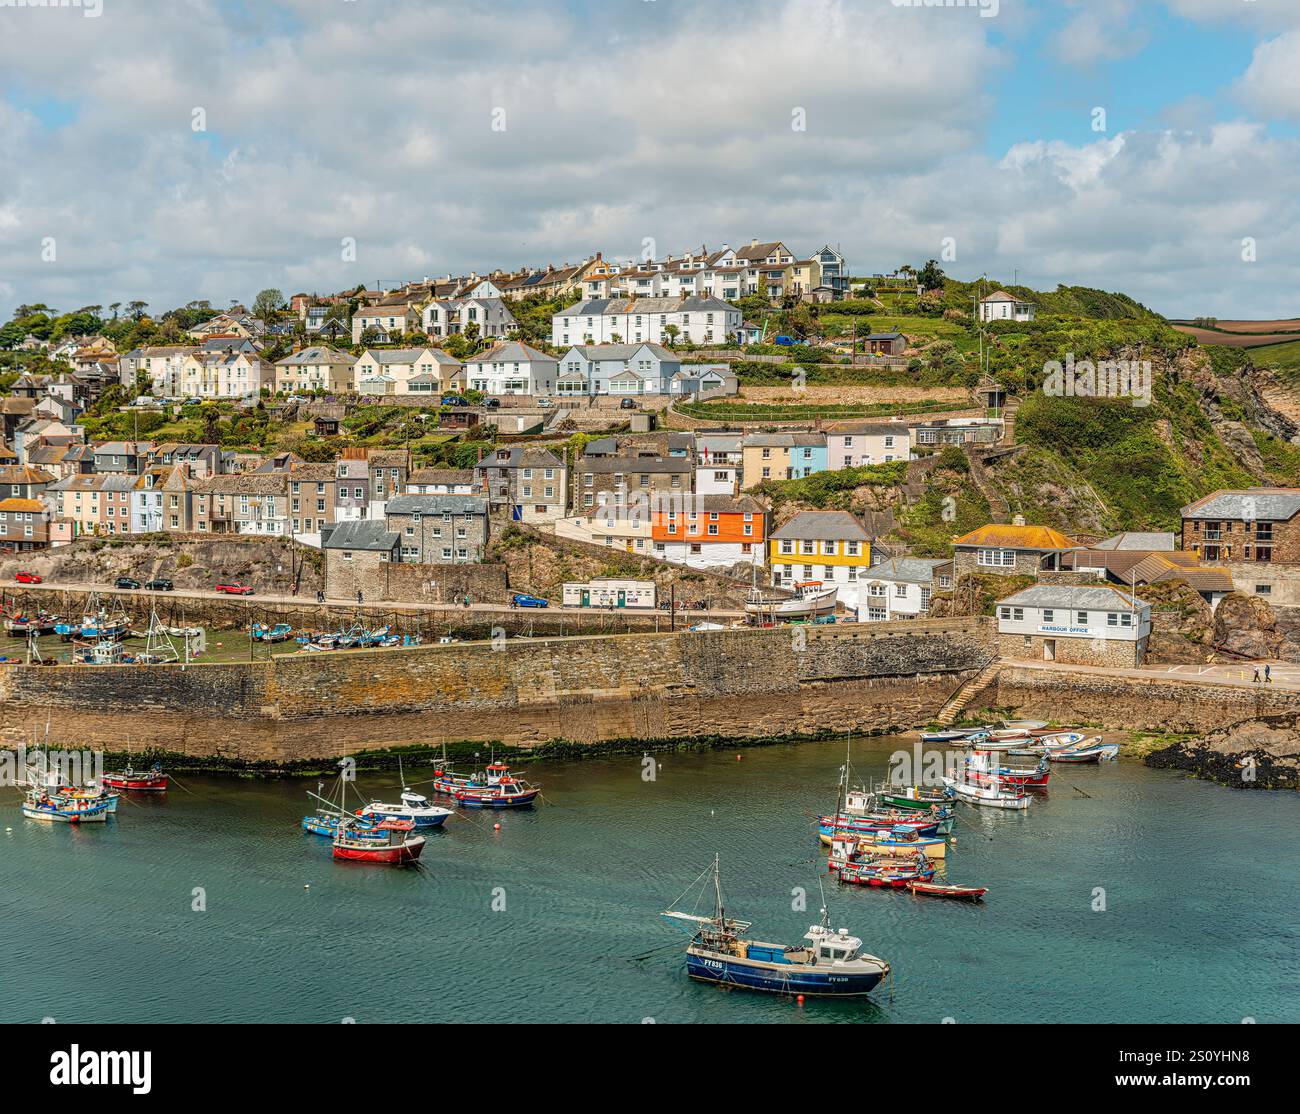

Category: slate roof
[862, 558, 948, 584]
[322, 520, 400, 552]
[385, 494, 488, 516]
[1181, 489, 1300, 521]
[1092, 531, 1176, 551]
[772, 511, 871, 542]
[997, 585, 1148, 610]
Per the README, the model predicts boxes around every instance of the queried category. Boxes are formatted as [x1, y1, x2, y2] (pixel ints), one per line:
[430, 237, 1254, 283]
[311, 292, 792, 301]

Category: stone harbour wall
[0, 618, 998, 762]
[992, 665, 1300, 732]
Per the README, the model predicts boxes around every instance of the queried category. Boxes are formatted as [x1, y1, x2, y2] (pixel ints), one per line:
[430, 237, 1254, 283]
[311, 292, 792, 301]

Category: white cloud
[1237, 30, 1300, 121]
[0, 0, 1296, 321]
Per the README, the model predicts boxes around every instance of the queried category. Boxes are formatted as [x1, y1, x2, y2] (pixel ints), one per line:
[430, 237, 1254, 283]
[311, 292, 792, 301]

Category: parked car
[144, 578, 174, 592]
[511, 593, 549, 609]
[441, 394, 468, 406]
[215, 582, 256, 595]
[483, 397, 501, 409]
[619, 397, 637, 409]
[14, 571, 43, 584]
[114, 576, 142, 590]
[538, 398, 554, 408]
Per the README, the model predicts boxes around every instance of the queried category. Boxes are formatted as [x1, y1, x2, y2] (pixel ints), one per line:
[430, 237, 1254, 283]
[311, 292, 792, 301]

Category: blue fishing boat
[252, 622, 293, 643]
[301, 814, 387, 840]
[662, 856, 890, 998]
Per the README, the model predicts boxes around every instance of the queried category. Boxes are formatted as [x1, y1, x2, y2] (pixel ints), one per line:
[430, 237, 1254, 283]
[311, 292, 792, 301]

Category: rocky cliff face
[1146, 712, 1300, 790]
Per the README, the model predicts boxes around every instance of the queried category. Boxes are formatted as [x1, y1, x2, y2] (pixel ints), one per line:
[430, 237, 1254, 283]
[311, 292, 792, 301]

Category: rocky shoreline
[1144, 713, 1300, 790]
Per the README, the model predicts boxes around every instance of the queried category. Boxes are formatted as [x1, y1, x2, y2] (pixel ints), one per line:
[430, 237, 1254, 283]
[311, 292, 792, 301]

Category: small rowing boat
[1047, 739, 1119, 763]
[100, 762, 169, 792]
[908, 881, 987, 902]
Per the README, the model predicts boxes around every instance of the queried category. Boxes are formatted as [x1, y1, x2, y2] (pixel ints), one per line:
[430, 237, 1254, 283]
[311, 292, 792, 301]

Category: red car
[15, 571, 43, 584]
[214, 582, 256, 595]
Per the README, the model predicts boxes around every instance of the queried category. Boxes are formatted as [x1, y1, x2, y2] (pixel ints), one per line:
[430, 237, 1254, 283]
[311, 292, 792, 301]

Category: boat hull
[684, 952, 887, 997]
[454, 788, 540, 809]
[100, 773, 168, 792]
[22, 802, 111, 823]
[332, 837, 425, 864]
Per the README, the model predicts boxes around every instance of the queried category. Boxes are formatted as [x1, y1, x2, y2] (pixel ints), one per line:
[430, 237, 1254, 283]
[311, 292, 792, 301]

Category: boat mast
[712, 853, 724, 926]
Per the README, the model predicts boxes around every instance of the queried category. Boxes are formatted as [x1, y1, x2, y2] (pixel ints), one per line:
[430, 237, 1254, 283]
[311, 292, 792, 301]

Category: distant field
[1250, 338, 1300, 374]
[1172, 318, 1300, 334]
[1172, 325, 1300, 348]
[1172, 319, 1300, 349]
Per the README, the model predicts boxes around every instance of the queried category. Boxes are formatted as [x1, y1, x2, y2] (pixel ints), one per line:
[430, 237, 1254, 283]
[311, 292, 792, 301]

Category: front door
[617, 591, 626, 608]
[1044, 639, 1056, 662]
[581, 590, 590, 608]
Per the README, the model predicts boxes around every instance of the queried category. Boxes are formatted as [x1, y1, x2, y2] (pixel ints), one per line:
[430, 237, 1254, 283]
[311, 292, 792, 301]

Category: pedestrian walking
[1265, 663, 1272, 683]
[1253, 667, 1261, 683]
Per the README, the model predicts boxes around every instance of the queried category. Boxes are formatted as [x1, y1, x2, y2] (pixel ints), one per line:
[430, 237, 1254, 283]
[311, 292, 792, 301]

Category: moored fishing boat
[53, 785, 119, 813]
[837, 855, 937, 888]
[100, 762, 169, 792]
[942, 774, 1031, 810]
[331, 816, 425, 864]
[301, 813, 388, 840]
[963, 749, 1050, 787]
[876, 783, 954, 811]
[828, 837, 937, 887]
[853, 827, 948, 860]
[454, 773, 540, 809]
[662, 855, 891, 997]
[358, 787, 453, 828]
[21, 787, 112, 823]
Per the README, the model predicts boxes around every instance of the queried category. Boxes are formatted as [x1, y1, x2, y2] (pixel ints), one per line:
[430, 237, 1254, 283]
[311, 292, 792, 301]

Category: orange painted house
[651, 494, 767, 568]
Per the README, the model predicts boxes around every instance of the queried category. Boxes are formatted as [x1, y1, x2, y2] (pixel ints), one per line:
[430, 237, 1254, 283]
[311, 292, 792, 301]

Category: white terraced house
[422, 297, 518, 340]
[551, 296, 743, 347]
[463, 341, 558, 396]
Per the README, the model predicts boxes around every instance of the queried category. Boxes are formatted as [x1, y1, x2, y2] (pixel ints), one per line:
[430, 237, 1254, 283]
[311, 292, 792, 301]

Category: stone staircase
[935, 660, 1003, 726]
[1000, 394, 1021, 445]
[963, 443, 1011, 524]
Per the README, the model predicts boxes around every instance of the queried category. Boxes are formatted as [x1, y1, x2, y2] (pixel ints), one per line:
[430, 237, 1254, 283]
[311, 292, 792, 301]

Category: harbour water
[1, 735, 1296, 1024]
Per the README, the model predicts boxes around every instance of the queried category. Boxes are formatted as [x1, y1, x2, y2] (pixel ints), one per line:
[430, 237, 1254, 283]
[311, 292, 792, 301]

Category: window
[1255, 584, 1272, 595]
[977, 548, 1016, 568]
[1076, 611, 1088, 625]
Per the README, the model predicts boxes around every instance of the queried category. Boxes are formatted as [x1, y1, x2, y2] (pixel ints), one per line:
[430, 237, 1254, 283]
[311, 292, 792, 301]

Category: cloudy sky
[1, 0, 1299, 322]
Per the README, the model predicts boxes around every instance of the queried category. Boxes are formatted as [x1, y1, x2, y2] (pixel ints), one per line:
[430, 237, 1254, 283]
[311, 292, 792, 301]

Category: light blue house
[555, 343, 679, 397]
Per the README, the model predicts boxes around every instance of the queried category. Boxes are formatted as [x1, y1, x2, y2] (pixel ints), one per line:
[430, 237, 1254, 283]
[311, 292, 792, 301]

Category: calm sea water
[1, 736, 1296, 1025]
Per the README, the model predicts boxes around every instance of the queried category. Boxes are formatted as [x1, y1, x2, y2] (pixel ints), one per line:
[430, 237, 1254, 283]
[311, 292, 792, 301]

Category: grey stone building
[322, 520, 400, 600]
[385, 493, 489, 564]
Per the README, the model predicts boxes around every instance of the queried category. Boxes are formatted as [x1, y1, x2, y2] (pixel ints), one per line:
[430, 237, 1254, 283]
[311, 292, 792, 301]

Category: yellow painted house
[769, 510, 873, 592]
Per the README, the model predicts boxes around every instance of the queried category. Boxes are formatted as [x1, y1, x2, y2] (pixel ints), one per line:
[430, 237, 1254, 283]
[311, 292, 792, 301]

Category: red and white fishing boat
[963, 749, 1050, 788]
[100, 763, 169, 792]
[331, 816, 425, 864]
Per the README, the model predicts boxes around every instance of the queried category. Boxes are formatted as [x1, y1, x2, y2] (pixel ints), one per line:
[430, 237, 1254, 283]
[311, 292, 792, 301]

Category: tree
[916, 260, 946, 291]
[109, 303, 121, 320]
[252, 288, 286, 323]
[125, 300, 149, 321]
[663, 324, 680, 347]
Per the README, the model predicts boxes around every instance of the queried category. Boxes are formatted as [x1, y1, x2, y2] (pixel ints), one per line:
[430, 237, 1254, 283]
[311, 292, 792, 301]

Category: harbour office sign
[1038, 623, 1091, 636]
